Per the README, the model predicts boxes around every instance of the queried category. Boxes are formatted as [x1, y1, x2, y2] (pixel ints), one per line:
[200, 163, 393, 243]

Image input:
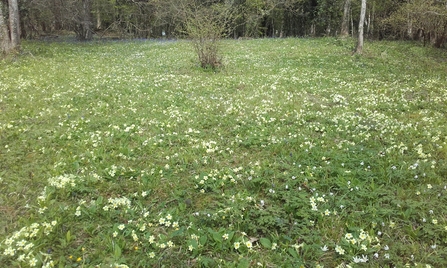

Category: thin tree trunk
[371, 1, 375, 38]
[350, 8, 354, 37]
[8, 0, 20, 49]
[53, 0, 63, 30]
[367, 10, 371, 36]
[407, 11, 412, 39]
[96, 9, 101, 29]
[83, 0, 93, 40]
[340, 0, 351, 37]
[355, 0, 366, 54]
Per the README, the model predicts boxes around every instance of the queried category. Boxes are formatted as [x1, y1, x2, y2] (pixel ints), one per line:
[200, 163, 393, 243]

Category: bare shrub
[181, 1, 235, 69]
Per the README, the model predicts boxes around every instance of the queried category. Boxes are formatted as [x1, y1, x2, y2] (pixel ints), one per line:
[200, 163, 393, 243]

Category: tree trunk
[367, 10, 371, 36]
[370, 1, 375, 38]
[355, 0, 366, 54]
[0, 1, 11, 53]
[53, 0, 63, 31]
[350, 7, 354, 37]
[76, 0, 93, 41]
[340, 0, 351, 37]
[407, 11, 412, 39]
[8, 0, 20, 48]
[310, 22, 315, 36]
[96, 9, 101, 30]
[83, 0, 93, 40]
[1, 0, 20, 54]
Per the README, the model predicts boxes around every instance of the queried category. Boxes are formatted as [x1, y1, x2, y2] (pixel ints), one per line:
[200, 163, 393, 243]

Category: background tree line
[1, 0, 447, 51]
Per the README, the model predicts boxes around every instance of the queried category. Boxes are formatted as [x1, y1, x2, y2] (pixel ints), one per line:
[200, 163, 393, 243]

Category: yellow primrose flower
[234, 242, 240, 250]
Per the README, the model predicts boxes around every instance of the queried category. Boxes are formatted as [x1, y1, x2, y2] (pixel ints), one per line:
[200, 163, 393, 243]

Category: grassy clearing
[1, 38, 447, 267]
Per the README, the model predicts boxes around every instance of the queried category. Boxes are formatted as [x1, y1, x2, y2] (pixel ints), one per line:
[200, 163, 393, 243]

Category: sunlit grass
[1, 38, 447, 267]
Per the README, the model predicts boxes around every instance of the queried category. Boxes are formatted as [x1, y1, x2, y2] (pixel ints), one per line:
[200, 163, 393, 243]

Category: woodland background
[1, 0, 446, 47]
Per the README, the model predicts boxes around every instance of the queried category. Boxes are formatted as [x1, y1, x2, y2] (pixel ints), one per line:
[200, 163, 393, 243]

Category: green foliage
[383, 0, 447, 47]
[19, 0, 447, 42]
[0, 38, 447, 267]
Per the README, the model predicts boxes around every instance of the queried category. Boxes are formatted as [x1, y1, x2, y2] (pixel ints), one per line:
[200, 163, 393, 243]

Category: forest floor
[1, 37, 447, 267]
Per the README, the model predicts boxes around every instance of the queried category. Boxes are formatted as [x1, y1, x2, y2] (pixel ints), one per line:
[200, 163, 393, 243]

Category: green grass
[1, 37, 447, 267]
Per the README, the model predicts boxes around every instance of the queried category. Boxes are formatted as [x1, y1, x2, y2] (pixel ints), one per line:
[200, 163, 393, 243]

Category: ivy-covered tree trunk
[0, 2, 10, 53]
[1, 0, 20, 54]
[0, 11, 9, 53]
[75, 0, 93, 41]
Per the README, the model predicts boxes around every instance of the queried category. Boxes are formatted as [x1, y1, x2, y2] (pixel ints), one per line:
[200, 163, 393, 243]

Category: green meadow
[1, 38, 447, 267]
